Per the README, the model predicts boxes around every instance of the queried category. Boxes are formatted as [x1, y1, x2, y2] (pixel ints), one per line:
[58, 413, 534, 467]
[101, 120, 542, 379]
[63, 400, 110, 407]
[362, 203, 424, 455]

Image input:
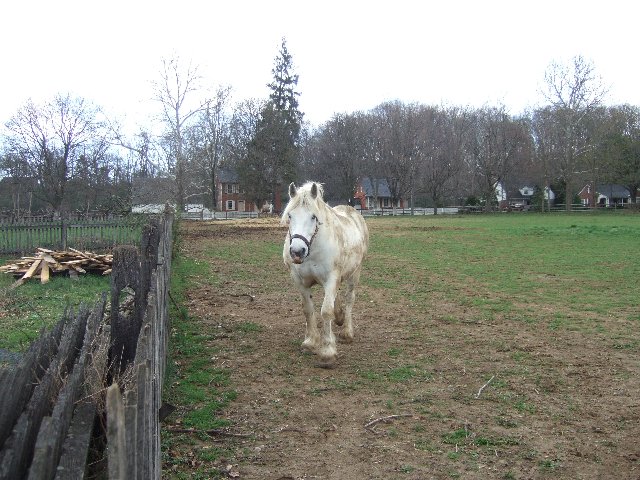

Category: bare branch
[364, 413, 413, 431]
[474, 375, 495, 399]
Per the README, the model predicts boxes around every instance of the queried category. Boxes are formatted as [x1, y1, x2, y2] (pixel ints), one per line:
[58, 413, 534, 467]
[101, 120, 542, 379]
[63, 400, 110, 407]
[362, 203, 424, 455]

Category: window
[226, 200, 235, 210]
[382, 197, 390, 208]
[226, 184, 233, 194]
[232, 184, 239, 194]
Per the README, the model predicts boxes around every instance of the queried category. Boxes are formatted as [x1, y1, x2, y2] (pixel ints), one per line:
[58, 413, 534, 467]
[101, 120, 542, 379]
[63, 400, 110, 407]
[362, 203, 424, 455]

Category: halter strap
[289, 222, 320, 254]
[290, 233, 312, 249]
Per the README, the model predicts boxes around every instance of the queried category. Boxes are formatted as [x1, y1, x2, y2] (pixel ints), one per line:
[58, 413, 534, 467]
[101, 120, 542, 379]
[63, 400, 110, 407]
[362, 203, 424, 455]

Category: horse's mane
[281, 182, 326, 225]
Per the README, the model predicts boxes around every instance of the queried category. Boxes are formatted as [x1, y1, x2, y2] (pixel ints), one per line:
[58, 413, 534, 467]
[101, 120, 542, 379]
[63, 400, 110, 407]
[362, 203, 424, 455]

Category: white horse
[282, 182, 369, 368]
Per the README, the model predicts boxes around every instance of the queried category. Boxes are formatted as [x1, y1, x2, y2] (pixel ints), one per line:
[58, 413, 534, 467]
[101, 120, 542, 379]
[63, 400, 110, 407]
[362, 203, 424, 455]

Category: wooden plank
[40, 261, 50, 284]
[124, 390, 138, 478]
[106, 384, 127, 480]
[42, 254, 61, 265]
[54, 402, 96, 480]
[61, 259, 87, 265]
[69, 264, 86, 274]
[21, 258, 41, 280]
[136, 361, 151, 480]
[27, 417, 57, 480]
[68, 248, 93, 259]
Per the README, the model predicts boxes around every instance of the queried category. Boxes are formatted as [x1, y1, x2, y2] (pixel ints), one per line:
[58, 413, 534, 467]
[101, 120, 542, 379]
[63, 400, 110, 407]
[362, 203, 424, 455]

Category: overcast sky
[2, 0, 638, 130]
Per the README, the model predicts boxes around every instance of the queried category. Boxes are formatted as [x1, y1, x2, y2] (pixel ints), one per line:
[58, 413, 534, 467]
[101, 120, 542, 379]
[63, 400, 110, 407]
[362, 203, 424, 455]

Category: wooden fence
[180, 210, 260, 220]
[0, 216, 144, 255]
[0, 210, 173, 479]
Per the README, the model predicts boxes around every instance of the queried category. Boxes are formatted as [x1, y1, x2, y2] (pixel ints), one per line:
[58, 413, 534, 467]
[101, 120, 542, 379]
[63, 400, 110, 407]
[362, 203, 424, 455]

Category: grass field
[162, 212, 640, 479]
[366, 213, 640, 330]
[0, 262, 109, 351]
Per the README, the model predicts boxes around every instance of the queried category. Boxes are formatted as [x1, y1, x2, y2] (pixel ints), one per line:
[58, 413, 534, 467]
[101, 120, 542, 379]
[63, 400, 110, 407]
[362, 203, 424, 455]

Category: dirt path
[171, 219, 640, 479]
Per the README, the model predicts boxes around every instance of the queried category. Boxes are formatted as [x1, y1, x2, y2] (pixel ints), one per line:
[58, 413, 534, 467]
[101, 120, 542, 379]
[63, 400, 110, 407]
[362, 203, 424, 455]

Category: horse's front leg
[337, 267, 361, 344]
[300, 287, 321, 352]
[318, 274, 339, 368]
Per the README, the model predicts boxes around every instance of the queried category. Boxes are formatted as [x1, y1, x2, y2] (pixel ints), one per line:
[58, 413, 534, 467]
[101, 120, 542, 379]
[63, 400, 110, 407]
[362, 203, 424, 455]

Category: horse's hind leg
[300, 288, 321, 352]
[334, 292, 345, 326]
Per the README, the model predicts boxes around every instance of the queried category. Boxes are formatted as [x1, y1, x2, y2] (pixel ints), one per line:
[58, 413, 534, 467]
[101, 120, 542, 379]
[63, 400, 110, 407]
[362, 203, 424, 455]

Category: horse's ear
[288, 182, 297, 198]
[310, 183, 318, 199]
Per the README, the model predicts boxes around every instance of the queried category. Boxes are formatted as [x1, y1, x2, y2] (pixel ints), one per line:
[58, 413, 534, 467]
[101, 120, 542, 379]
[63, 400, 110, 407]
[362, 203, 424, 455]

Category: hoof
[301, 341, 317, 354]
[337, 333, 354, 344]
[315, 357, 338, 369]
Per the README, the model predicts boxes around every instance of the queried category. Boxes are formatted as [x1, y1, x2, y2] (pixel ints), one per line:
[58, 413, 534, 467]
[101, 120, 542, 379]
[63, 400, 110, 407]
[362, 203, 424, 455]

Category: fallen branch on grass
[364, 413, 413, 431]
[474, 375, 495, 399]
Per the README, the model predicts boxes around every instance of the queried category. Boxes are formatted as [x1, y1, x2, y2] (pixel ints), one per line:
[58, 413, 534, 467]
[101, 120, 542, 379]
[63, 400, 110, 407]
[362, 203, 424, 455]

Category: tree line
[1, 48, 639, 217]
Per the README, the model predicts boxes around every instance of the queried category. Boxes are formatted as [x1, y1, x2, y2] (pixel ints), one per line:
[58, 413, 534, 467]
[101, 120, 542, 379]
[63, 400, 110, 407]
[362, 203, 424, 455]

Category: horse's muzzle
[290, 246, 307, 264]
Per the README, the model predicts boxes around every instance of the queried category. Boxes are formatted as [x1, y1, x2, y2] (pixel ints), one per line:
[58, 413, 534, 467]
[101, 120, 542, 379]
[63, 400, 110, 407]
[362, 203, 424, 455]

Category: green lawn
[365, 212, 640, 330]
[0, 265, 109, 351]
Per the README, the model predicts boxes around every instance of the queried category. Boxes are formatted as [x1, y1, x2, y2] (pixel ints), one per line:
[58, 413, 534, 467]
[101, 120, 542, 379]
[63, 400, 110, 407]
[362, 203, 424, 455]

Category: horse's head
[282, 182, 324, 264]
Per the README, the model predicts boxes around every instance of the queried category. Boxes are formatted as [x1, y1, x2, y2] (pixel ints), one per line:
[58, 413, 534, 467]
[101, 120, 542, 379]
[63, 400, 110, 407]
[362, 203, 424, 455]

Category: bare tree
[107, 116, 163, 179]
[529, 107, 562, 211]
[196, 86, 232, 209]
[227, 98, 265, 168]
[541, 55, 608, 210]
[595, 104, 640, 204]
[153, 56, 205, 211]
[372, 101, 422, 210]
[4, 94, 106, 214]
[306, 112, 368, 202]
[467, 106, 530, 212]
[418, 105, 470, 213]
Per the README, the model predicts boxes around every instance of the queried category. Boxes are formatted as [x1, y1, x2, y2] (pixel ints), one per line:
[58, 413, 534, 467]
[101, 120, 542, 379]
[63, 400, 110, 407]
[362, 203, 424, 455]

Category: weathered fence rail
[0, 209, 173, 479]
[180, 210, 260, 220]
[0, 214, 126, 225]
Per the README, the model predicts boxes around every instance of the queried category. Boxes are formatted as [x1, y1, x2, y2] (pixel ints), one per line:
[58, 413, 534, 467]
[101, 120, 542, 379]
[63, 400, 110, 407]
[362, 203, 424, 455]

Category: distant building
[496, 181, 555, 210]
[353, 178, 407, 210]
[216, 168, 282, 213]
[578, 183, 638, 207]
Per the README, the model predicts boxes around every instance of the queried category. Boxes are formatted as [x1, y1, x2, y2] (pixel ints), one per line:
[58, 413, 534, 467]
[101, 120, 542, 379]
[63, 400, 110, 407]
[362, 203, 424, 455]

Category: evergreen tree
[238, 38, 303, 210]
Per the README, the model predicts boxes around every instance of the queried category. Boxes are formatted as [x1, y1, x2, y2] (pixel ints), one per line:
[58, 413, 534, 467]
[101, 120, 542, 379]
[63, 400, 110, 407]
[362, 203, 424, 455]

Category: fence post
[61, 217, 67, 251]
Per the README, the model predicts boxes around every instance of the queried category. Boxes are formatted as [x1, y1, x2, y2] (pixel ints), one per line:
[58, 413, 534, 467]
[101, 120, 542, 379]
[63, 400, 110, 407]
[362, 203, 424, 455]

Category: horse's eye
[311, 214, 316, 221]
[288, 213, 291, 219]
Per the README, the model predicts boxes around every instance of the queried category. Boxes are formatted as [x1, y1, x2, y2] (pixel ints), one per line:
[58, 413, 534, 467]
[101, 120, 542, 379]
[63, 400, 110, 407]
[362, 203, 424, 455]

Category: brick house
[216, 168, 282, 213]
[578, 183, 638, 207]
[353, 178, 407, 210]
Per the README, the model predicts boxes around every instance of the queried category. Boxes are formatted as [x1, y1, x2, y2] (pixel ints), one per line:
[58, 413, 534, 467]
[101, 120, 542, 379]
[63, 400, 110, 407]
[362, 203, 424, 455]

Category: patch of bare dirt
[168, 218, 640, 479]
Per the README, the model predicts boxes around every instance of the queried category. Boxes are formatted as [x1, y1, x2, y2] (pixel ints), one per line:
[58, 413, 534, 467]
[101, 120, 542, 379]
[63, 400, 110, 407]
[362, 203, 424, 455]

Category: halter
[289, 220, 320, 256]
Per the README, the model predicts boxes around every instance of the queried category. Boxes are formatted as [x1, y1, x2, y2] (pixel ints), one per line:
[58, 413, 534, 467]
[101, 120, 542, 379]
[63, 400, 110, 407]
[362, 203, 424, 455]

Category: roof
[595, 184, 631, 198]
[360, 178, 392, 197]
[217, 168, 239, 183]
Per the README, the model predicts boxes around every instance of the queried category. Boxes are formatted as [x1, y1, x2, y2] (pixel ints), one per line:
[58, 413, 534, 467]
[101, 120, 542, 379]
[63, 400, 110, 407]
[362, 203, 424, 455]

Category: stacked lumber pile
[0, 247, 113, 288]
